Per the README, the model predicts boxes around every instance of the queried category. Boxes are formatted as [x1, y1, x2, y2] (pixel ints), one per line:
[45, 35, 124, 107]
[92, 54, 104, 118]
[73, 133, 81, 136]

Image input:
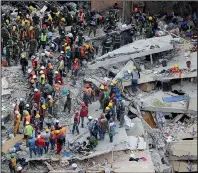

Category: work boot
[81, 124, 84, 128]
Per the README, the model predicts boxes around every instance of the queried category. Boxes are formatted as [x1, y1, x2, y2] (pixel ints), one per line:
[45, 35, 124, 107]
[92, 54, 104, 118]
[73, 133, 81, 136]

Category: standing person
[9, 153, 17, 173]
[79, 103, 88, 128]
[32, 88, 41, 106]
[28, 136, 37, 158]
[63, 92, 71, 113]
[102, 86, 110, 113]
[55, 130, 63, 154]
[131, 66, 140, 92]
[23, 111, 31, 127]
[72, 110, 80, 135]
[101, 33, 112, 55]
[19, 98, 25, 121]
[24, 122, 33, 146]
[20, 54, 28, 76]
[113, 31, 121, 50]
[35, 135, 46, 157]
[39, 104, 46, 130]
[88, 14, 97, 37]
[44, 129, 50, 153]
[98, 85, 104, 109]
[34, 114, 41, 138]
[50, 128, 56, 150]
[108, 118, 116, 143]
[87, 116, 94, 136]
[99, 114, 108, 140]
[14, 111, 21, 137]
[92, 118, 99, 139]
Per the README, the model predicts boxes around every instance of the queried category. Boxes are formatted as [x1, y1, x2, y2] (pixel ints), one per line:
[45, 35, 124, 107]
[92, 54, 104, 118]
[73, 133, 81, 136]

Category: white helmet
[72, 163, 77, 169]
[61, 51, 64, 54]
[17, 166, 22, 171]
[40, 66, 45, 70]
[26, 104, 29, 107]
[33, 75, 37, 79]
[48, 95, 52, 99]
[55, 71, 58, 74]
[39, 70, 44, 74]
[41, 53, 45, 56]
[68, 33, 73, 38]
[51, 43, 55, 48]
[95, 118, 98, 121]
[56, 120, 59, 123]
[26, 121, 30, 125]
[88, 116, 92, 120]
[15, 110, 19, 114]
[19, 98, 23, 101]
[31, 55, 36, 60]
[34, 88, 38, 92]
[28, 68, 32, 73]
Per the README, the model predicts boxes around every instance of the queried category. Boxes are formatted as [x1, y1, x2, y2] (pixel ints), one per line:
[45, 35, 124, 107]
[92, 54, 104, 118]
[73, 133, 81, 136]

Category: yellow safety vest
[41, 34, 47, 41]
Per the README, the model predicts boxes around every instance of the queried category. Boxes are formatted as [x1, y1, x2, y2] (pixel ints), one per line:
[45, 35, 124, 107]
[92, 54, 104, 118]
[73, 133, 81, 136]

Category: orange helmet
[134, 8, 138, 12]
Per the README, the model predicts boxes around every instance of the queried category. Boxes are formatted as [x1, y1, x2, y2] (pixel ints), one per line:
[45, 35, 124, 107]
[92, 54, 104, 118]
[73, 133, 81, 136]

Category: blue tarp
[162, 96, 189, 102]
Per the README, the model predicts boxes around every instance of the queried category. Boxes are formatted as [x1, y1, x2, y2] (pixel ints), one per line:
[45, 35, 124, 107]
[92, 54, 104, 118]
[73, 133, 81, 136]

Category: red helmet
[74, 58, 78, 61]
[85, 83, 90, 88]
[34, 103, 38, 107]
[81, 102, 86, 107]
[134, 8, 138, 12]
[100, 113, 105, 118]
[79, 9, 83, 13]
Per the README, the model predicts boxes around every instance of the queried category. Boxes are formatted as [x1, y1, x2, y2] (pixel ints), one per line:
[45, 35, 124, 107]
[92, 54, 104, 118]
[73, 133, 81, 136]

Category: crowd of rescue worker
[2, 3, 197, 173]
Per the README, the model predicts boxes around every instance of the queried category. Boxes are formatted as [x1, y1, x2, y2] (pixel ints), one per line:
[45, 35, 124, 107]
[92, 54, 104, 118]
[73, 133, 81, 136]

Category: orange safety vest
[80, 47, 85, 56]
[50, 131, 56, 139]
[171, 67, 179, 73]
[29, 31, 35, 40]
[60, 127, 66, 135]
[24, 115, 31, 125]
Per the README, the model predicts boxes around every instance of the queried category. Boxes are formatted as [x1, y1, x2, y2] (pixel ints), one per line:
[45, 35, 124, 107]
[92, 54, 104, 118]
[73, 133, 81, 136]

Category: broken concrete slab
[126, 117, 145, 136]
[173, 161, 197, 172]
[127, 136, 146, 150]
[178, 124, 197, 139]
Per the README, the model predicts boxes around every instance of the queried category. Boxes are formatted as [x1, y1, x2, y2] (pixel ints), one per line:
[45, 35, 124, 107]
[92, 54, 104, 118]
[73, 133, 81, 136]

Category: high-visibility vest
[80, 47, 85, 56]
[11, 158, 17, 167]
[41, 34, 47, 41]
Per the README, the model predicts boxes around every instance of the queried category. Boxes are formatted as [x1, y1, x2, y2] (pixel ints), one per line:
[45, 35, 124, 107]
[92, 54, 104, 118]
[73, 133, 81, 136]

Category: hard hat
[56, 120, 60, 123]
[26, 121, 30, 125]
[55, 71, 58, 74]
[39, 70, 44, 74]
[24, 111, 29, 116]
[66, 46, 70, 50]
[6, 19, 9, 24]
[105, 106, 110, 111]
[174, 64, 179, 68]
[55, 130, 60, 134]
[88, 116, 92, 119]
[148, 16, 152, 21]
[15, 110, 19, 114]
[40, 66, 45, 70]
[21, 21, 25, 26]
[26, 104, 29, 107]
[10, 153, 15, 158]
[110, 82, 114, 86]
[33, 75, 37, 79]
[45, 128, 49, 132]
[100, 85, 104, 90]
[48, 16, 52, 20]
[61, 18, 65, 22]
[100, 113, 105, 117]
[133, 66, 137, 70]
[81, 102, 86, 107]
[48, 95, 52, 99]
[34, 88, 38, 92]
[20, 98, 23, 101]
[35, 114, 40, 119]
[33, 103, 38, 107]
[42, 105, 46, 109]
[30, 26, 33, 30]
[113, 81, 117, 85]
[13, 26, 16, 30]
[41, 53, 45, 56]
[61, 51, 64, 54]
[21, 54, 25, 58]
[17, 166, 22, 171]
[31, 55, 36, 59]
[108, 102, 113, 107]
[26, 14, 29, 18]
[17, 16, 20, 19]
[95, 118, 98, 121]
[134, 8, 138, 12]
[68, 33, 73, 38]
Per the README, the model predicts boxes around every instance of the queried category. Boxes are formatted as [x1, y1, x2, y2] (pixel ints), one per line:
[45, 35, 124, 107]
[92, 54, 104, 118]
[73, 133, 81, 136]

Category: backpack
[58, 135, 65, 145]
[103, 91, 109, 100]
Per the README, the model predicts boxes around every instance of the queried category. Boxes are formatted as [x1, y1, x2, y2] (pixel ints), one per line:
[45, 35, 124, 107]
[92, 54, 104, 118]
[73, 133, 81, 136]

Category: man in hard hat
[102, 86, 110, 113]
[50, 127, 56, 150]
[171, 64, 179, 73]
[80, 103, 88, 128]
[24, 121, 33, 146]
[87, 116, 94, 136]
[113, 31, 122, 50]
[40, 31, 48, 50]
[32, 88, 41, 106]
[34, 114, 41, 138]
[105, 106, 111, 121]
[72, 110, 80, 135]
[31, 103, 38, 124]
[99, 85, 104, 109]
[9, 153, 17, 173]
[47, 65, 54, 86]
[88, 13, 98, 37]
[16, 166, 23, 173]
[23, 110, 31, 127]
[101, 33, 113, 55]
[58, 18, 66, 35]
[108, 118, 115, 143]
[40, 104, 46, 130]
[19, 98, 25, 121]
[13, 41, 20, 65]
[131, 66, 140, 92]
[28, 39, 38, 59]
[28, 135, 37, 158]
[63, 91, 72, 113]
[20, 54, 28, 76]
[44, 129, 50, 153]
[99, 114, 108, 140]
[14, 111, 21, 137]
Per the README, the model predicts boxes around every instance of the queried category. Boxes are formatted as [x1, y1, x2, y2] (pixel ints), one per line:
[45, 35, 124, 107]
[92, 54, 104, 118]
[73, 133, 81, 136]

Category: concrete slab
[188, 98, 197, 114]
[127, 136, 146, 150]
[126, 117, 144, 136]
[88, 35, 174, 69]
[178, 124, 197, 139]
[173, 161, 197, 172]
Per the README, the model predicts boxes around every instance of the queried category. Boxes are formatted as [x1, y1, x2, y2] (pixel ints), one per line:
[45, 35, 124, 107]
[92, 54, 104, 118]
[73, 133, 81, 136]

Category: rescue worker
[19, 98, 25, 120]
[40, 31, 48, 50]
[2, 24, 10, 47]
[47, 95, 54, 115]
[72, 110, 80, 135]
[24, 121, 33, 146]
[23, 110, 31, 127]
[44, 128, 50, 153]
[28, 136, 37, 158]
[78, 9, 85, 27]
[105, 106, 111, 121]
[14, 110, 21, 137]
[83, 83, 93, 107]
[50, 127, 56, 150]
[99, 85, 104, 109]
[6, 39, 13, 66]
[32, 88, 41, 106]
[113, 31, 121, 50]
[31, 103, 38, 124]
[72, 58, 79, 78]
[63, 92, 71, 113]
[57, 56, 64, 78]
[20, 54, 28, 76]
[28, 39, 38, 58]
[102, 33, 113, 55]
[47, 65, 54, 86]
[99, 114, 108, 140]
[34, 114, 41, 138]
[131, 66, 140, 92]
[55, 130, 64, 155]
[92, 118, 99, 139]
[102, 86, 110, 113]
[9, 153, 17, 173]
[171, 64, 179, 73]
[80, 102, 88, 128]
[108, 118, 116, 143]
[88, 14, 97, 37]
[13, 41, 20, 65]
[35, 135, 46, 157]
[39, 104, 46, 130]
[71, 23, 79, 41]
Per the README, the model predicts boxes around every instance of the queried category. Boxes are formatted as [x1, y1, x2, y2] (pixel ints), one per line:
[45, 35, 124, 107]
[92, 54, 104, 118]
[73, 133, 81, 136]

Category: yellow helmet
[110, 82, 114, 86]
[21, 21, 25, 26]
[113, 81, 117, 85]
[45, 128, 49, 132]
[42, 104, 46, 109]
[66, 46, 70, 50]
[48, 16, 52, 20]
[26, 14, 29, 18]
[55, 11, 60, 16]
[30, 26, 33, 30]
[21, 54, 25, 59]
[55, 130, 60, 134]
[13, 26, 16, 30]
[35, 114, 40, 119]
[17, 16, 20, 19]
[25, 20, 29, 23]
[174, 64, 179, 68]
[148, 16, 153, 21]
[61, 18, 65, 22]
[6, 19, 9, 24]
[105, 106, 110, 111]
[133, 66, 137, 70]
[100, 85, 104, 90]
[24, 111, 29, 116]
[108, 102, 113, 107]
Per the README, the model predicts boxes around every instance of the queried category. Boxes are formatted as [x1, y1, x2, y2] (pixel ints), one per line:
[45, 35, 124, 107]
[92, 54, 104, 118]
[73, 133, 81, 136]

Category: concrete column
[150, 54, 153, 65]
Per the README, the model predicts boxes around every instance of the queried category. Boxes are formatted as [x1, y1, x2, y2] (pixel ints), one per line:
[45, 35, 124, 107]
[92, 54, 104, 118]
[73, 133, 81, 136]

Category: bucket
[65, 150, 71, 157]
